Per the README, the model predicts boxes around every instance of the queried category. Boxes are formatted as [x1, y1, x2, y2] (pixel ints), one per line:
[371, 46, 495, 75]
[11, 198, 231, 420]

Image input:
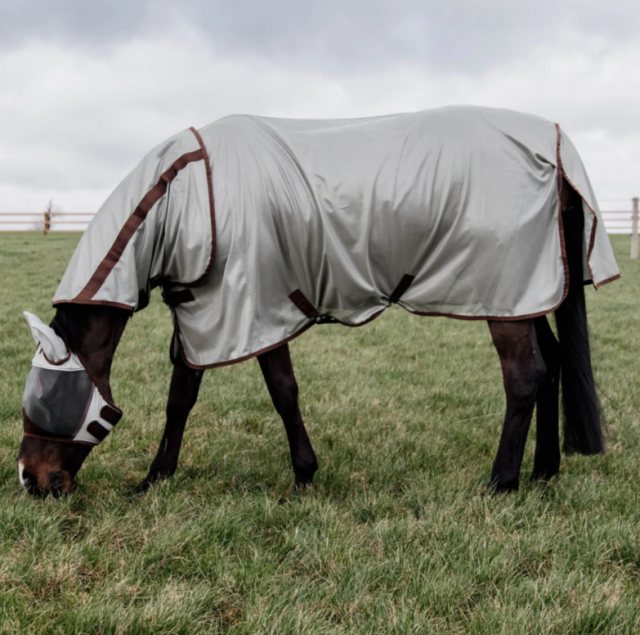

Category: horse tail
[554, 183, 604, 454]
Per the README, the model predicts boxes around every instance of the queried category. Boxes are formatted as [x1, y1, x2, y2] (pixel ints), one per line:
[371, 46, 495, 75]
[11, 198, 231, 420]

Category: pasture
[0, 232, 639, 634]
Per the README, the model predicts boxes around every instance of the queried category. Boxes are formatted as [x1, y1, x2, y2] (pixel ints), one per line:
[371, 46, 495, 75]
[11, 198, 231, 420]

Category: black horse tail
[554, 184, 604, 454]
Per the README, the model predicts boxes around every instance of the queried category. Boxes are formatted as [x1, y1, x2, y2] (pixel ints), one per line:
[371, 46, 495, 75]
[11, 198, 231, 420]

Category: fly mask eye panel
[22, 346, 122, 445]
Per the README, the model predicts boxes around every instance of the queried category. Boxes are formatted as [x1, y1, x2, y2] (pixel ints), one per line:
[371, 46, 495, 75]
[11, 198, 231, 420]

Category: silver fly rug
[53, 105, 619, 368]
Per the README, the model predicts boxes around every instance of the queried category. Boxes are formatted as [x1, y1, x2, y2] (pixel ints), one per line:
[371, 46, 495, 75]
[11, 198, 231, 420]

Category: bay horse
[17, 108, 617, 497]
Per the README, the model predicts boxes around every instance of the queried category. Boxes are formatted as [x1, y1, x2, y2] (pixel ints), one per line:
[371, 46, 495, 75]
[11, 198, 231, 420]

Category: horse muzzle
[18, 458, 76, 497]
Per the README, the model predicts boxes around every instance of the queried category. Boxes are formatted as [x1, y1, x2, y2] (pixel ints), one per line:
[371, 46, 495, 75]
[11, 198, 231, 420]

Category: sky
[1, 0, 639, 222]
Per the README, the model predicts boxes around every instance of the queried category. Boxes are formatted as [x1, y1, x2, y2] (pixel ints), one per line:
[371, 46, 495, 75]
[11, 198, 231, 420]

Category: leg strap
[288, 289, 320, 320]
[289, 273, 415, 323]
[288, 289, 338, 324]
[387, 274, 415, 303]
[162, 288, 195, 307]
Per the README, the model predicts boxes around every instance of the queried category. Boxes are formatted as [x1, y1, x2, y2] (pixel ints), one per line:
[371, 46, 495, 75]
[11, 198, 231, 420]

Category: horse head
[18, 306, 129, 496]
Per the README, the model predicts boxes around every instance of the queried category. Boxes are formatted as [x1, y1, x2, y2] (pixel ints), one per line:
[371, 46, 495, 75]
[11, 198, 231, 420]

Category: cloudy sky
[1, 0, 639, 219]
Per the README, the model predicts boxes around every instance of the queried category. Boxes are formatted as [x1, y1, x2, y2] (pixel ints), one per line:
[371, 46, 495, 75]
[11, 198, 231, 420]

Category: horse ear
[23, 311, 69, 362]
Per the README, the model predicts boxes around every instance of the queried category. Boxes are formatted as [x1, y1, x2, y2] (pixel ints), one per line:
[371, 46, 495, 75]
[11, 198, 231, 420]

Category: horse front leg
[531, 316, 561, 481]
[488, 320, 546, 492]
[257, 344, 318, 487]
[138, 355, 204, 492]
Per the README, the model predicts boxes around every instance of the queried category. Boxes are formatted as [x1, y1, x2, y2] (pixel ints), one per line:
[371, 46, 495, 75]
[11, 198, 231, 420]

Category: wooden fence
[1, 197, 639, 257]
[0, 211, 94, 233]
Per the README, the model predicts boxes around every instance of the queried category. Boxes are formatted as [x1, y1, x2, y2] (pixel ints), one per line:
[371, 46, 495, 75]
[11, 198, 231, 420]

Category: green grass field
[0, 232, 639, 634]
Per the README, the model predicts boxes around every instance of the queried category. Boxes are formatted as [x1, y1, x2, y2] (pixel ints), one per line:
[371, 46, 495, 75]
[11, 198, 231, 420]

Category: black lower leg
[488, 320, 545, 492]
[531, 316, 561, 480]
[258, 344, 318, 486]
[140, 355, 203, 490]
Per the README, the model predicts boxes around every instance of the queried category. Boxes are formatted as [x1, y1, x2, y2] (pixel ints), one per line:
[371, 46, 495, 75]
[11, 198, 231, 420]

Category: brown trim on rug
[179, 287, 575, 370]
[178, 304, 389, 370]
[72, 148, 206, 303]
[179, 322, 316, 370]
[593, 273, 621, 289]
[405, 306, 559, 322]
[186, 126, 217, 284]
[401, 126, 570, 323]
[555, 123, 571, 306]
[179, 289, 566, 370]
[555, 123, 617, 287]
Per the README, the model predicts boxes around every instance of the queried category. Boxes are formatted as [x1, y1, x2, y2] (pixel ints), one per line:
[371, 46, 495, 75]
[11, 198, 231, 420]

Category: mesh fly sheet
[53, 106, 619, 368]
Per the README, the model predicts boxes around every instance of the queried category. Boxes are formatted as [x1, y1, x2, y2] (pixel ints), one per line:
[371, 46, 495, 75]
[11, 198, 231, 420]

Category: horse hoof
[294, 463, 318, 488]
[134, 472, 167, 494]
[134, 479, 153, 495]
[294, 475, 316, 489]
[530, 469, 559, 483]
[294, 473, 315, 490]
[489, 479, 519, 493]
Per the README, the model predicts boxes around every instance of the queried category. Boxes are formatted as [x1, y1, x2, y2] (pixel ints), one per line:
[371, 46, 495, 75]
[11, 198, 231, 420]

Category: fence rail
[0, 211, 93, 233]
[1, 198, 639, 257]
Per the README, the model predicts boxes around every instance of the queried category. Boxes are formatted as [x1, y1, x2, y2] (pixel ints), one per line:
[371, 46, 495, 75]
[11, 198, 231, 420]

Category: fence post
[43, 202, 52, 235]
[632, 197, 639, 259]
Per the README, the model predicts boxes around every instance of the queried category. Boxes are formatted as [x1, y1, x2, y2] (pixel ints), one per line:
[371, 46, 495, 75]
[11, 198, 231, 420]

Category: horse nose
[48, 470, 73, 497]
[17, 460, 40, 496]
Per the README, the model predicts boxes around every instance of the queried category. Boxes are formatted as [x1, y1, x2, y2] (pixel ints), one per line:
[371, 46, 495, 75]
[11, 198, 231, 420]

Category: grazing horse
[18, 106, 619, 496]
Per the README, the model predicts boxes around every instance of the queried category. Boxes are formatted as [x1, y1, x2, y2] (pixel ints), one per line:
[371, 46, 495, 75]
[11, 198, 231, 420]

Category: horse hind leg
[257, 343, 318, 487]
[531, 316, 561, 481]
[488, 319, 546, 492]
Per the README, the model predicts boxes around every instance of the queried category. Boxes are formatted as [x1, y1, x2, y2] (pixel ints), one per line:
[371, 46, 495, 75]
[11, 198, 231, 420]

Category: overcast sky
[1, 0, 639, 217]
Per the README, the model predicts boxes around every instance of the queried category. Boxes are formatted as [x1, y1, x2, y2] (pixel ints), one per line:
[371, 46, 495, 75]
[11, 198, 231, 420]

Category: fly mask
[22, 312, 122, 445]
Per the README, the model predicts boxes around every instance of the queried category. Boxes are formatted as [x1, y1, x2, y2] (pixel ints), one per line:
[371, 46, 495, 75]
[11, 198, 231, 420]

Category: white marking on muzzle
[18, 460, 30, 490]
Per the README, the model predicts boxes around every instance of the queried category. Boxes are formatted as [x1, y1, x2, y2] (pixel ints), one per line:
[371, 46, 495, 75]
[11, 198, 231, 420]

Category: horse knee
[270, 374, 299, 418]
[504, 357, 546, 406]
[166, 386, 200, 421]
[490, 320, 546, 401]
[166, 365, 203, 421]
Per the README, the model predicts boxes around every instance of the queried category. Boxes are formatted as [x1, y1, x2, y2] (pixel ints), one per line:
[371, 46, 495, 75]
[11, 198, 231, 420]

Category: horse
[17, 106, 619, 497]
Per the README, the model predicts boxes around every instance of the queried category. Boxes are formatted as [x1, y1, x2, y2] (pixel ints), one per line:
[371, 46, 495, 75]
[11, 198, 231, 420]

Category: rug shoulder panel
[53, 128, 212, 309]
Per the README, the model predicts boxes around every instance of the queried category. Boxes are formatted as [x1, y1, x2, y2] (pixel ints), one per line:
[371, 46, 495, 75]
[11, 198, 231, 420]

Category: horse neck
[51, 304, 130, 401]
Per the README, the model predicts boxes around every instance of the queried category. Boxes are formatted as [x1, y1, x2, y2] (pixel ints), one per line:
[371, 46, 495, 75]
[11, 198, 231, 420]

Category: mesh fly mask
[22, 343, 122, 445]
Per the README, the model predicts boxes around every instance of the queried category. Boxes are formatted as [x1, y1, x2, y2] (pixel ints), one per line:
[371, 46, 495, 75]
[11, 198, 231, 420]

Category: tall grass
[0, 232, 638, 634]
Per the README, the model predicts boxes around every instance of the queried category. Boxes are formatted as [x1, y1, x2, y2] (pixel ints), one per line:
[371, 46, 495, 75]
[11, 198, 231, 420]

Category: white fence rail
[0, 211, 93, 233]
[602, 209, 635, 234]
[1, 198, 639, 257]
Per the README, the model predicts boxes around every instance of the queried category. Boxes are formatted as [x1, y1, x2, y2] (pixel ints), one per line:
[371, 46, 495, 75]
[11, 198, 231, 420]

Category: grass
[0, 232, 639, 634]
